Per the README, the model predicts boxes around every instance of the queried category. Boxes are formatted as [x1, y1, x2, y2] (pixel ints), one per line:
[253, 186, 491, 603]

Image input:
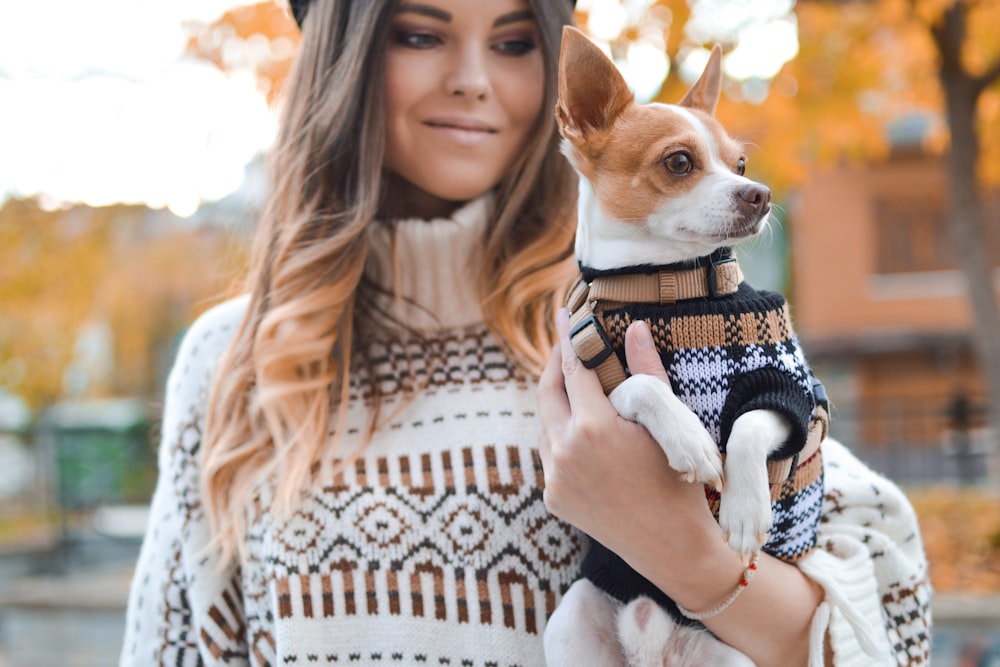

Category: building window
[874, 197, 954, 274]
[874, 195, 1000, 275]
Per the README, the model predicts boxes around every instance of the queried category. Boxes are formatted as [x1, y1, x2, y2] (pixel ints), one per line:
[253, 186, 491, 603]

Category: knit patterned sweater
[121, 198, 932, 666]
[577, 258, 826, 622]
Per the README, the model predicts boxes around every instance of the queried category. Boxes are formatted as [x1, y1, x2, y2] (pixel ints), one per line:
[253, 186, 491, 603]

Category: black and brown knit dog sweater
[567, 249, 827, 625]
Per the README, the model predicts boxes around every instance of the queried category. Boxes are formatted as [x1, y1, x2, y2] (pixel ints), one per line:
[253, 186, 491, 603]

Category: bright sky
[0, 0, 277, 216]
[0, 0, 796, 218]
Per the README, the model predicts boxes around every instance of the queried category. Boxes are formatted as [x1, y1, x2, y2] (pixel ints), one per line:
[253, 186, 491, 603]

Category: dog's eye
[736, 158, 746, 176]
[663, 152, 693, 175]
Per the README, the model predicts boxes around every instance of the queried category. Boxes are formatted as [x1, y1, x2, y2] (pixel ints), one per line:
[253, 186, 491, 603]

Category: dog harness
[566, 249, 828, 620]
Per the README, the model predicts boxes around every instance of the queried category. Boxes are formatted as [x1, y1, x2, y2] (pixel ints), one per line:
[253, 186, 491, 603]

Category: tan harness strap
[567, 303, 628, 392]
[565, 259, 745, 396]
[565, 275, 590, 313]
[587, 260, 744, 305]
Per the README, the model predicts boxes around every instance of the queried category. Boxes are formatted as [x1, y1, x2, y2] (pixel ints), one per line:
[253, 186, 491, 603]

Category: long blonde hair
[201, 0, 578, 563]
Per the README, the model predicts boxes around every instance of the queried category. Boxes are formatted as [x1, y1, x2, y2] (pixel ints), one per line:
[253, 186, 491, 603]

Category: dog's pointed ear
[556, 26, 634, 143]
[678, 44, 723, 116]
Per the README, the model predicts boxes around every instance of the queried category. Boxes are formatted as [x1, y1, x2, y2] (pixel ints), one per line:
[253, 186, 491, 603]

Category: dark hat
[289, 0, 309, 27]
[290, 0, 576, 28]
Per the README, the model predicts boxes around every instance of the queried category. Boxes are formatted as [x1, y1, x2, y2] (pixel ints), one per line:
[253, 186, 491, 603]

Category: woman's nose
[444, 49, 490, 100]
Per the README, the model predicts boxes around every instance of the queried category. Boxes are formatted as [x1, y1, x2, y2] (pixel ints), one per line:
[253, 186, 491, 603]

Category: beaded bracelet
[675, 551, 761, 621]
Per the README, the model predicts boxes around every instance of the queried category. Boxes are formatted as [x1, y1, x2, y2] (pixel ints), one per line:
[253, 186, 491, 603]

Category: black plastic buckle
[569, 315, 615, 369]
[707, 257, 737, 298]
[811, 376, 829, 411]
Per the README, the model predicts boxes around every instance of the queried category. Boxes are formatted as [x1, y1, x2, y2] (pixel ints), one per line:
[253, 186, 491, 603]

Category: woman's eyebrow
[493, 10, 535, 28]
[393, 5, 536, 28]
[395, 3, 451, 22]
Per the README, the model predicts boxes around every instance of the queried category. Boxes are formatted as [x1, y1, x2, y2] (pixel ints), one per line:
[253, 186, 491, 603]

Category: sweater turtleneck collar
[365, 195, 492, 333]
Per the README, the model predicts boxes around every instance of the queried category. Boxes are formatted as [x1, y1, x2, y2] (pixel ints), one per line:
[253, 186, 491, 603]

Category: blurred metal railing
[827, 395, 992, 486]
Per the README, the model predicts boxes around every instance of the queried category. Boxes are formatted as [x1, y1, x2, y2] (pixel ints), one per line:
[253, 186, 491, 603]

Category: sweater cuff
[718, 366, 814, 459]
[799, 545, 894, 666]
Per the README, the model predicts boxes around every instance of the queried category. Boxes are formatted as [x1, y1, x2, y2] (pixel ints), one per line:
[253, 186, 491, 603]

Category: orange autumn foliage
[184, 1, 300, 105]
[0, 198, 247, 408]
[909, 486, 1000, 592]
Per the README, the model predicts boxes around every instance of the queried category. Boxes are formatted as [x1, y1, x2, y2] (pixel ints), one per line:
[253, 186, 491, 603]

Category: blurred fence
[827, 395, 993, 486]
[41, 399, 155, 514]
[0, 399, 156, 578]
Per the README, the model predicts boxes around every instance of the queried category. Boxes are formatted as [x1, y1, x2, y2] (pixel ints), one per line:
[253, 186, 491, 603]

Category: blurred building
[791, 140, 999, 482]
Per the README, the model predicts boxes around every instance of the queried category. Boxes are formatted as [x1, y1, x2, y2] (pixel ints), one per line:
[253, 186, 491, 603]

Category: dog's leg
[617, 597, 757, 667]
[544, 579, 628, 667]
[609, 375, 723, 488]
[718, 409, 790, 558]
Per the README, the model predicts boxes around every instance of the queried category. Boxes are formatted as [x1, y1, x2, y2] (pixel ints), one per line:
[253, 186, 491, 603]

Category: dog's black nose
[739, 184, 771, 211]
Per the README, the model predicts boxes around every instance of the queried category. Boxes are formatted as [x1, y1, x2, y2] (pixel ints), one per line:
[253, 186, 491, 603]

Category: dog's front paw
[719, 410, 789, 559]
[670, 419, 725, 489]
[718, 481, 772, 559]
[609, 375, 723, 488]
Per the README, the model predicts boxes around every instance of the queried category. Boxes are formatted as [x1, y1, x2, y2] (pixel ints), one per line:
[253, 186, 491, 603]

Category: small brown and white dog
[543, 28, 827, 667]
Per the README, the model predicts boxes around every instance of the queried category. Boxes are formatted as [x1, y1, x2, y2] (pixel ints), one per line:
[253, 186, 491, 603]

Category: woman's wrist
[637, 533, 822, 667]
[676, 551, 760, 620]
[620, 505, 750, 614]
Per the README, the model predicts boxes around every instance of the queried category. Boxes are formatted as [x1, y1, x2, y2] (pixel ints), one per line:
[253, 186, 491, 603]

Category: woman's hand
[535, 310, 723, 575]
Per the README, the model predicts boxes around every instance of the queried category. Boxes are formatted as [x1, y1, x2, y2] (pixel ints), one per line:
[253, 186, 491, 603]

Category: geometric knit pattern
[705, 448, 824, 562]
[593, 282, 818, 454]
[759, 451, 824, 561]
[120, 297, 585, 667]
[241, 442, 579, 664]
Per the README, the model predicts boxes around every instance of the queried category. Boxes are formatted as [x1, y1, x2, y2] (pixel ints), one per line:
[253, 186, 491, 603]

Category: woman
[121, 1, 931, 665]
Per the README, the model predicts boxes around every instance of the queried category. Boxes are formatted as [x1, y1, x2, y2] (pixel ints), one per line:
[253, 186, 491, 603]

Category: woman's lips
[424, 118, 498, 146]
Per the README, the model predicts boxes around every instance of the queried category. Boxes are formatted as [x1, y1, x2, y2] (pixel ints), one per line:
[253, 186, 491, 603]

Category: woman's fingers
[555, 309, 617, 419]
[536, 341, 568, 481]
[623, 320, 670, 385]
[536, 340, 570, 429]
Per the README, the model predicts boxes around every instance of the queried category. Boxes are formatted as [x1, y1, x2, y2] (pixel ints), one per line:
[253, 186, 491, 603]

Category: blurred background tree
[0, 199, 246, 409]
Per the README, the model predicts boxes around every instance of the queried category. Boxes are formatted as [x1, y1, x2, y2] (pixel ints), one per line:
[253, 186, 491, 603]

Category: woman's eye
[395, 31, 439, 49]
[663, 152, 693, 175]
[494, 39, 536, 56]
[736, 157, 746, 176]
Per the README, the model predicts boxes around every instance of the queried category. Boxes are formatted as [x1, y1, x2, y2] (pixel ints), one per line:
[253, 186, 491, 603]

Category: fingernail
[556, 308, 569, 335]
[633, 320, 653, 348]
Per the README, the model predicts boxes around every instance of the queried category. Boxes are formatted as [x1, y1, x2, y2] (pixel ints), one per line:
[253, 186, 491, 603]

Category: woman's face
[382, 0, 546, 218]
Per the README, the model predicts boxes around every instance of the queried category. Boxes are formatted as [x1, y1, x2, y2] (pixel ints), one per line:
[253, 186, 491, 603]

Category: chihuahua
[544, 27, 828, 667]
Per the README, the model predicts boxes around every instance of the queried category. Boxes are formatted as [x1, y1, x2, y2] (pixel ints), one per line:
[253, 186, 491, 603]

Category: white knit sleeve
[120, 297, 250, 667]
[799, 438, 932, 667]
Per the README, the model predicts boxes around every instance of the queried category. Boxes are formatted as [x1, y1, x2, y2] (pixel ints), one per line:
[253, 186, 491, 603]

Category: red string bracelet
[676, 551, 761, 621]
